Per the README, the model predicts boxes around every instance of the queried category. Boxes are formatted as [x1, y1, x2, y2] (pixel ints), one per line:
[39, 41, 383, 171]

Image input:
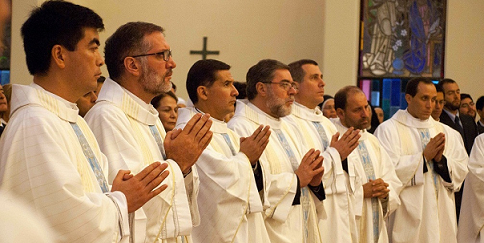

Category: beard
[266, 87, 293, 118]
[445, 99, 460, 111]
[139, 60, 172, 95]
[354, 118, 370, 130]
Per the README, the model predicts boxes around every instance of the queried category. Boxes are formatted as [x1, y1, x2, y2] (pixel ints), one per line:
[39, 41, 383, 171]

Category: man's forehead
[302, 63, 321, 73]
[272, 69, 293, 82]
[417, 82, 436, 94]
[145, 32, 169, 50]
[215, 69, 233, 81]
[443, 82, 459, 91]
[80, 28, 100, 46]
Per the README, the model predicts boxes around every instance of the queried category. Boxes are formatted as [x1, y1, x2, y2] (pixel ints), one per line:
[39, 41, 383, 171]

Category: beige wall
[11, 0, 325, 100]
[10, 0, 484, 102]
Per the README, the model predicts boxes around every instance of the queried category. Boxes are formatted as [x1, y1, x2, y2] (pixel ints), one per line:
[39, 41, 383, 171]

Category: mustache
[165, 70, 173, 77]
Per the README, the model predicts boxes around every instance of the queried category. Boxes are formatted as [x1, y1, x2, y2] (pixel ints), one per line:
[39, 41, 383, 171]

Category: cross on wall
[190, 36, 220, 60]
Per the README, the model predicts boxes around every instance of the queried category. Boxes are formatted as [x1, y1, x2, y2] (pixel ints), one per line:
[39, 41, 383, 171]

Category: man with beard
[438, 78, 477, 220]
[228, 59, 326, 243]
[286, 59, 361, 243]
[333, 86, 401, 243]
[375, 78, 468, 242]
[438, 78, 477, 155]
[176, 59, 271, 242]
[460, 93, 477, 120]
[1, 2, 173, 242]
[85, 22, 213, 242]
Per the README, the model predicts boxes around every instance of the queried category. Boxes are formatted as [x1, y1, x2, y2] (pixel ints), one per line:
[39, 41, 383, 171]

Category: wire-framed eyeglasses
[261, 81, 298, 91]
[130, 49, 172, 62]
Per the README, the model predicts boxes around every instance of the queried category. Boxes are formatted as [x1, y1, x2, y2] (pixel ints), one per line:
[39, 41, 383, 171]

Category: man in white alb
[286, 59, 361, 243]
[0, 2, 168, 242]
[375, 77, 468, 243]
[333, 86, 402, 243]
[85, 22, 212, 242]
[228, 59, 326, 243]
[175, 59, 271, 242]
[458, 133, 484, 242]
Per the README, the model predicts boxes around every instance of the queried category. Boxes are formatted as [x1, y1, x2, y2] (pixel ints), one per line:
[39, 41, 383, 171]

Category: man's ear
[405, 94, 412, 105]
[256, 82, 267, 97]
[51, 45, 66, 69]
[336, 107, 345, 119]
[124, 57, 141, 77]
[197, 86, 208, 101]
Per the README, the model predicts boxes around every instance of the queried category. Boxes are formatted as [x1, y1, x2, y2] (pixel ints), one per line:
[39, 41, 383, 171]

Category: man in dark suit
[438, 78, 477, 221]
[438, 79, 478, 154]
[476, 96, 484, 134]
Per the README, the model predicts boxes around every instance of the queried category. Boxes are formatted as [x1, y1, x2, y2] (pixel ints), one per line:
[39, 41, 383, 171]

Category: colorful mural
[358, 0, 446, 119]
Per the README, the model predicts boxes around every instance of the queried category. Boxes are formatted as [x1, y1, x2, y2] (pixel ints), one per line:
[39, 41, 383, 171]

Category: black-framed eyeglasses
[261, 81, 298, 91]
[130, 49, 172, 62]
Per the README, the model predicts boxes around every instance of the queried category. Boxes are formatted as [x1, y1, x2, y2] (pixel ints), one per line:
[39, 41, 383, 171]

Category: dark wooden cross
[190, 37, 220, 60]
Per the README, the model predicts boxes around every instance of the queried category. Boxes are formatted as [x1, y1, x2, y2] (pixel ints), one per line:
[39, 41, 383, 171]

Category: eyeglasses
[130, 49, 172, 62]
[461, 102, 475, 108]
[261, 81, 298, 91]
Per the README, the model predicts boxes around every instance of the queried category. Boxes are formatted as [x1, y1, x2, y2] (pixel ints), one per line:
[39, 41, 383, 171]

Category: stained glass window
[357, 0, 446, 120]
[0, 17, 10, 85]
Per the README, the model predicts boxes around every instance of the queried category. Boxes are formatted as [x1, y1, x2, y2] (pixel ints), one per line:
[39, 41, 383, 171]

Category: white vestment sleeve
[86, 101, 193, 241]
[374, 121, 424, 190]
[441, 125, 468, 191]
[0, 108, 126, 242]
[106, 191, 130, 237]
[231, 121, 298, 222]
[183, 166, 200, 226]
[458, 134, 484, 242]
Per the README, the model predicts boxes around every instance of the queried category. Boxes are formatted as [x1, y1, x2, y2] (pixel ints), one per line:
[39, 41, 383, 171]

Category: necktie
[274, 128, 309, 242]
[0, 123, 5, 137]
[149, 125, 167, 160]
[312, 121, 329, 150]
[71, 123, 109, 193]
[454, 116, 464, 136]
[221, 133, 237, 156]
[357, 142, 379, 243]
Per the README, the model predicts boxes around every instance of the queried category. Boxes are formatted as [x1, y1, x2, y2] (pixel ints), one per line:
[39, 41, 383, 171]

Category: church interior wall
[9, 0, 484, 105]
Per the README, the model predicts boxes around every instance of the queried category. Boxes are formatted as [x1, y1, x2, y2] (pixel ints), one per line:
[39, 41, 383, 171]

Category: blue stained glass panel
[391, 79, 401, 107]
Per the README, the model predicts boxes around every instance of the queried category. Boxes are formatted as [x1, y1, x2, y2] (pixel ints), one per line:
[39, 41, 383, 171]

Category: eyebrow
[89, 38, 100, 46]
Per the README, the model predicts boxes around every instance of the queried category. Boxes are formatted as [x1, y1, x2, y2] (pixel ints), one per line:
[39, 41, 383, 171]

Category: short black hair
[246, 59, 289, 100]
[105, 22, 164, 80]
[151, 91, 178, 109]
[406, 77, 433, 97]
[233, 81, 247, 99]
[438, 78, 457, 89]
[476, 96, 484, 111]
[288, 59, 318, 83]
[186, 59, 230, 104]
[434, 83, 443, 93]
[460, 93, 473, 102]
[21, 0, 104, 75]
[334, 86, 363, 110]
